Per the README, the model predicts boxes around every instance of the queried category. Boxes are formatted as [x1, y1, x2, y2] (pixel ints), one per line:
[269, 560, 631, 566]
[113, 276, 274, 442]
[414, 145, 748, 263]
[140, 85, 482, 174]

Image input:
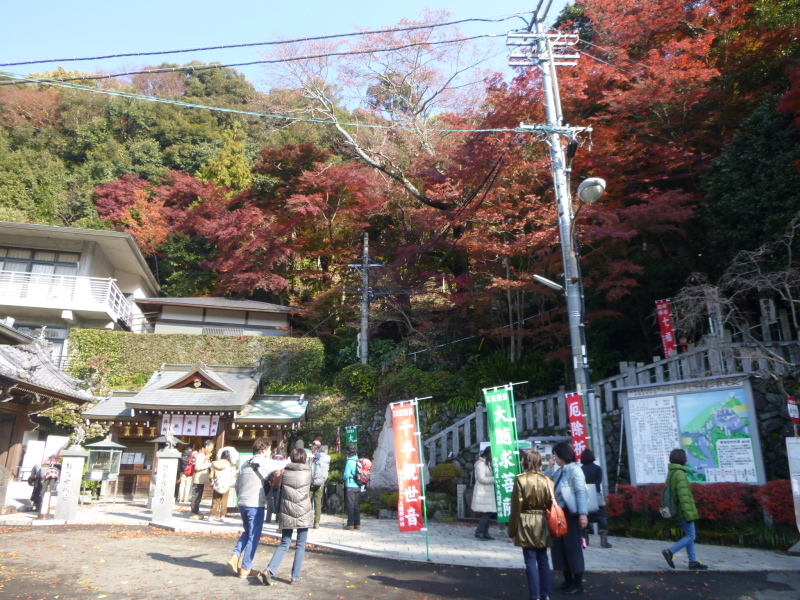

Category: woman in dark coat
[545, 441, 588, 595]
[580, 449, 611, 548]
[661, 449, 709, 570]
[260, 447, 313, 586]
[507, 449, 552, 600]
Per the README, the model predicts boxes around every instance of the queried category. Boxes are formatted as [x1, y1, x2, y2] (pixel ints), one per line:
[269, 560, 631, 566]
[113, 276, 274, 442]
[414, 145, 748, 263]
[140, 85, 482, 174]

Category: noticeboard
[620, 376, 766, 486]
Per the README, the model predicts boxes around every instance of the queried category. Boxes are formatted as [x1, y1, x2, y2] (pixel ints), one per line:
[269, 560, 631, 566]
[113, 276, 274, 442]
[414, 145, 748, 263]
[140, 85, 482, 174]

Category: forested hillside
[1, 0, 799, 404]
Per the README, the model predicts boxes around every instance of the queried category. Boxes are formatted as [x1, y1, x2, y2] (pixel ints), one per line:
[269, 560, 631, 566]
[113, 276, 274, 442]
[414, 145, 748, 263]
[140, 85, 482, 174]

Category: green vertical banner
[345, 426, 358, 447]
[482, 384, 521, 523]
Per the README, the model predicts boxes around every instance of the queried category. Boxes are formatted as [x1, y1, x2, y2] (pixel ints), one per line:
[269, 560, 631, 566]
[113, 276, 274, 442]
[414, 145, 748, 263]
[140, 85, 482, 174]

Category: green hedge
[66, 330, 324, 390]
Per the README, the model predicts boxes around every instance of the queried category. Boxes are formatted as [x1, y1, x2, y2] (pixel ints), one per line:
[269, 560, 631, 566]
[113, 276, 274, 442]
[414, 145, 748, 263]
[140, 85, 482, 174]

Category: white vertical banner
[196, 415, 212, 438]
[160, 415, 171, 435]
[183, 415, 197, 436]
[209, 415, 220, 436]
[170, 414, 185, 435]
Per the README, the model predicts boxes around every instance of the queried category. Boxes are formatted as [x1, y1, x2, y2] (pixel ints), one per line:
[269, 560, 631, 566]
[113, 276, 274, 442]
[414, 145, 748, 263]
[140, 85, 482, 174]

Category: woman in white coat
[471, 446, 497, 540]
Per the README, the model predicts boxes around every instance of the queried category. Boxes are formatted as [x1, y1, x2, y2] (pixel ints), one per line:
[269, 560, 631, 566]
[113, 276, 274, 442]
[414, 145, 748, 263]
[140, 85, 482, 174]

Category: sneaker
[226, 554, 239, 575]
[259, 570, 272, 586]
[343, 525, 355, 530]
[662, 549, 675, 569]
[290, 579, 300, 585]
[354, 525, 361, 530]
[188, 514, 203, 521]
[238, 568, 261, 578]
[313, 522, 320, 529]
[688, 561, 709, 570]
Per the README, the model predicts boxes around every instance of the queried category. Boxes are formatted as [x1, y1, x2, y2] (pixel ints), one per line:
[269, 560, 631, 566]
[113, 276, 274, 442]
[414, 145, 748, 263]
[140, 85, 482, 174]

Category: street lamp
[561, 175, 608, 495]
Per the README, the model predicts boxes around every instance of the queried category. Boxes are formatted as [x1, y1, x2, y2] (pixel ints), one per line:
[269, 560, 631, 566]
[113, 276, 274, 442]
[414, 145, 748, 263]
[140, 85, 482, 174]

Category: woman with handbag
[580, 449, 611, 548]
[471, 446, 497, 540]
[508, 449, 553, 600]
[545, 441, 589, 595]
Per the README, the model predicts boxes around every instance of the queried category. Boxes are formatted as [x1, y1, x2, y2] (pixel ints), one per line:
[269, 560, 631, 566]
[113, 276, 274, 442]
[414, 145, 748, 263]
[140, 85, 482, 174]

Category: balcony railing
[0, 270, 135, 330]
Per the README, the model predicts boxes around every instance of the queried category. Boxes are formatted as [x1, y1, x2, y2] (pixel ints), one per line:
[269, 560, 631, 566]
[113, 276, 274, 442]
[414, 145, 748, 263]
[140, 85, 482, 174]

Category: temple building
[83, 360, 307, 499]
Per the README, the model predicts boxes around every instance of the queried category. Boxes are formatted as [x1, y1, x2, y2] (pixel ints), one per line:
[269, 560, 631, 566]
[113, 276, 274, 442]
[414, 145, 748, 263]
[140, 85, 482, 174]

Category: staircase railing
[423, 341, 800, 466]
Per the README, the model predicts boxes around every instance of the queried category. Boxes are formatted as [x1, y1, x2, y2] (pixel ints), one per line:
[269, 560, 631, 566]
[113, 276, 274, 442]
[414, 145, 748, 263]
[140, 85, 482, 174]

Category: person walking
[508, 449, 553, 600]
[259, 447, 313, 586]
[342, 444, 361, 530]
[661, 448, 709, 570]
[580, 449, 612, 549]
[209, 448, 237, 522]
[226, 438, 286, 579]
[189, 440, 214, 520]
[310, 440, 330, 529]
[471, 446, 497, 540]
[177, 447, 193, 504]
[265, 455, 284, 524]
[545, 441, 588, 595]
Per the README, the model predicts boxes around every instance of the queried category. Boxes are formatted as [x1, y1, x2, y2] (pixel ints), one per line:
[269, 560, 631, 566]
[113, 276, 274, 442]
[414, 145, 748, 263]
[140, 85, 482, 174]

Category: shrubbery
[605, 481, 798, 549]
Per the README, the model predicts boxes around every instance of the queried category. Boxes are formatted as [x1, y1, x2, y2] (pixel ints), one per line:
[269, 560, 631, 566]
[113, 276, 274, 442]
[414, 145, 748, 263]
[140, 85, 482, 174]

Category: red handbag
[546, 482, 568, 537]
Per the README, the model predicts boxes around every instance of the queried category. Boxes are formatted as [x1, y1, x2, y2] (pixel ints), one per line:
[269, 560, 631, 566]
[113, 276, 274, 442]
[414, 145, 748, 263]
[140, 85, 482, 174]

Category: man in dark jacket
[310, 440, 330, 529]
[580, 449, 612, 548]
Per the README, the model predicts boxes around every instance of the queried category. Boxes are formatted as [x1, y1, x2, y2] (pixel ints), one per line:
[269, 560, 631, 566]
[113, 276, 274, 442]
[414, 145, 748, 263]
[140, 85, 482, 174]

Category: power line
[0, 72, 531, 134]
[0, 33, 505, 86]
[0, 13, 530, 68]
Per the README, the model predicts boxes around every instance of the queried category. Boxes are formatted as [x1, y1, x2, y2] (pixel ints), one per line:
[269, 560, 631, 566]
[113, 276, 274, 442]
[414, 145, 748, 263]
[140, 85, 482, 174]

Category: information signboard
[621, 377, 766, 485]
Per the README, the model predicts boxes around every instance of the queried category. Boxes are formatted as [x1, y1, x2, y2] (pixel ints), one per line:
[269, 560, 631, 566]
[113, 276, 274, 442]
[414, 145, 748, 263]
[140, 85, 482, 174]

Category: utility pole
[507, 0, 609, 496]
[348, 232, 382, 365]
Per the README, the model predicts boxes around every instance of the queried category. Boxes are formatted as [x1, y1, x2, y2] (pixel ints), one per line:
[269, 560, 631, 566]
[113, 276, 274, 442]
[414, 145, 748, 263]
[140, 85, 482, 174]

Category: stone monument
[151, 448, 181, 523]
[54, 446, 89, 521]
[370, 405, 429, 491]
[0, 466, 13, 515]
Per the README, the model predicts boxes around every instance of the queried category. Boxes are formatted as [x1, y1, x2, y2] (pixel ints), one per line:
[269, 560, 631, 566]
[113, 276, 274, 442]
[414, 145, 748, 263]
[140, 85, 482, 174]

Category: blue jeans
[233, 506, 265, 570]
[523, 546, 551, 599]
[267, 528, 309, 581]
[669, 518, 697, 563]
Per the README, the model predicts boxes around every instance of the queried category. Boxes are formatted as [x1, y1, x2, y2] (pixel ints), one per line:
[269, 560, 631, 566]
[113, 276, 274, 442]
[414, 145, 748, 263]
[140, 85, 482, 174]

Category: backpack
[213, 465, 233, 494]
[356, 458, 372, 487]
[183, 451, 197, 477]
[660, 472, 679, 519]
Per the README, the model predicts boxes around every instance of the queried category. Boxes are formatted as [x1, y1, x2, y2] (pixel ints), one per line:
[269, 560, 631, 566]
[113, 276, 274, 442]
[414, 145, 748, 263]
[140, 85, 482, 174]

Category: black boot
[564, 572, 584, 595]
[600, 530, 612, 548]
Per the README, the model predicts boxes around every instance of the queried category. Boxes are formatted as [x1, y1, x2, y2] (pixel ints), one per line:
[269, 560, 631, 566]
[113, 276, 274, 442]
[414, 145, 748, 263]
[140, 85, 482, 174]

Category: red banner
[391, 401, 424, 532]
[566, 393, 589, 461]
[656, 299, 677, 358]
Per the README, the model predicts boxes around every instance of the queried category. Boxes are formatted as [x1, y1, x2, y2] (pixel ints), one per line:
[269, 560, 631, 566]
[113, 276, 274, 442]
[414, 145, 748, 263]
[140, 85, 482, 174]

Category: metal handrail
[0, 269, 134, 329]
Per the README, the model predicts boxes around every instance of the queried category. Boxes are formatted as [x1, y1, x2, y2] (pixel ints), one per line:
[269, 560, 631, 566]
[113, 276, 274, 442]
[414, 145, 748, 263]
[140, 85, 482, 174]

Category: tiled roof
[124, 364, 261, 411]
[236, 395, 308, 422]
[135, 297, 294, 313]
[82, 392, 136, 419]
[0, 343, 96, 402]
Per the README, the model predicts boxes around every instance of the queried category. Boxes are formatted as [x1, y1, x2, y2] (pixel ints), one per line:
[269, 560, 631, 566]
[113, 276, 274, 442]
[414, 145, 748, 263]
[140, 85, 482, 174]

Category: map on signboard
[676, 387, 757, 483]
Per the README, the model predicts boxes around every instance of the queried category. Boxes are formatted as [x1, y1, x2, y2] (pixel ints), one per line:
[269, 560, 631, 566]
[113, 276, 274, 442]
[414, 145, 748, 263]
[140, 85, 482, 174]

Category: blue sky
[1, 0, 570, 90]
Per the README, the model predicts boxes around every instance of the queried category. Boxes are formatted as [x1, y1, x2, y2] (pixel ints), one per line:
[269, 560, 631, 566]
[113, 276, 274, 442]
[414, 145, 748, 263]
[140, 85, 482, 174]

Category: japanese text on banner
[566, 393, 590, 461]
[391, 402, 423, 532]
[655, 300, 677, 359]
[345, 426, 358, 446]
[482, 386, 521, 523]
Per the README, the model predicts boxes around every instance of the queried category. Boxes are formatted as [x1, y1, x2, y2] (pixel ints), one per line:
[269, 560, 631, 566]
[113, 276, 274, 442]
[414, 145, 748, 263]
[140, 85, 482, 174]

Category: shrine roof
[236, 395, 308, 422]
[123, 363, 260, 411]
[0, 343, 96, 403]
[82, 392, 136, 419]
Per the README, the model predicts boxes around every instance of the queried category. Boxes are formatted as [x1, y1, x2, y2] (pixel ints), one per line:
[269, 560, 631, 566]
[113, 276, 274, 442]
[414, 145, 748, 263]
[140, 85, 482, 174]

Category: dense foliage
[2, 0, 800, 402]
[66, 330, 324, 390]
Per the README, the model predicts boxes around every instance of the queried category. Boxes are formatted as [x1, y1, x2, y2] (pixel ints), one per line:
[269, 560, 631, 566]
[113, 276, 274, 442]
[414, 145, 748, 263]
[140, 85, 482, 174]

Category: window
[0, 247, 80, 276]
[16, 325, 68, 366]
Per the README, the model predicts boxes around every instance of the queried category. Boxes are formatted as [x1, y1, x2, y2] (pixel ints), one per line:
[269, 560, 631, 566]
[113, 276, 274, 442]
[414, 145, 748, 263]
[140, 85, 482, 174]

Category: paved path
[4, 481, 799, 573]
